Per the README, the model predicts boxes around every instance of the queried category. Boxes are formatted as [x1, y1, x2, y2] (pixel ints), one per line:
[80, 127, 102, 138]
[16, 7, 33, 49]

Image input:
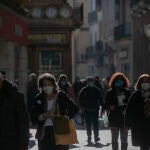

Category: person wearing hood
[78, 76, 104, 146]
[0, 72, 29, 150]
[104, 72, 131, 150]
[57, 74, 75, 101]
[125, 74, 150, 150]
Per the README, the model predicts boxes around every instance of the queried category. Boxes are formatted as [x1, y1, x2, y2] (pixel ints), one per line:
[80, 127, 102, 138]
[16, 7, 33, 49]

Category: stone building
[84, 0, 103, 77]
[102, 0, 133, 81]
[0, 1, 28, 96]
[26, 0, 83, 81]
[131, 0, 150, 80]
[71, 0, 90, 80]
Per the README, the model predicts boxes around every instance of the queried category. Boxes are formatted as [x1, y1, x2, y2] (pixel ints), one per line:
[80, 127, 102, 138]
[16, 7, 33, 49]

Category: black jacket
[78, 85, 103, 109]
[27, 79, 38, 112]
[73, 81, 83, 98]
[31, 90, 79, 126]
[125, 90, 150, 146]
[105, 88, 131, 127]
[0, 80, 29, 150]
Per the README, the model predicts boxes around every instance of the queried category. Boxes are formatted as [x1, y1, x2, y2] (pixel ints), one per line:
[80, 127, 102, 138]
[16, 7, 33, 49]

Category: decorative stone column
[18, 46, 28, 104]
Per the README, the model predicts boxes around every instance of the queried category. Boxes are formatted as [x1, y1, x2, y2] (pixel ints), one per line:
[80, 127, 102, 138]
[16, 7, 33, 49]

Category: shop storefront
[0, 3, 28, 94]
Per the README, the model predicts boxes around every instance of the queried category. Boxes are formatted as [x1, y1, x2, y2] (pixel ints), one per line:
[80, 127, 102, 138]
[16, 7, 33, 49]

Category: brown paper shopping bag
[55, 119, 78, 145]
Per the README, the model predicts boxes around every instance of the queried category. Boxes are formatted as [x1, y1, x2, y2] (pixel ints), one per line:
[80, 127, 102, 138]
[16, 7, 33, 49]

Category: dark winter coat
[31, 90, 79, 139]
[78, 85, 103, 109]
[0, 80, 29, 150]
[73, 81, 83, 98]
[27, 78, 38, 112]
[95, 81, 103, 95]
[125, 90, 150, 146]
[105, 88, 131, 127]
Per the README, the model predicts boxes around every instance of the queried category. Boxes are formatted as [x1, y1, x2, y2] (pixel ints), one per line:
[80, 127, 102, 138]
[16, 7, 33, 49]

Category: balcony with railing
[88, 11, 98, 24]
[86, 46, 95, 59]
[96, 40, 103, 52]
[114, 23, 132, 41]
[95, 54, 103, 67]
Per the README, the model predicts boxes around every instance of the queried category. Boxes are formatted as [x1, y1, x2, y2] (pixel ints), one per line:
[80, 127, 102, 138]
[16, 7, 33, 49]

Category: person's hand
[43, 111, 55, 118]
[110, 105, 116, 111]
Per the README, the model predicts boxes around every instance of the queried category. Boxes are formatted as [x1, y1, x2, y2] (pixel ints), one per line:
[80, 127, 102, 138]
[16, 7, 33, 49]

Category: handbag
[55, 119, 78, 145]
[53, 103, 70, 134]
[53, 95, 78, 145]
[53, 116, 70, 134]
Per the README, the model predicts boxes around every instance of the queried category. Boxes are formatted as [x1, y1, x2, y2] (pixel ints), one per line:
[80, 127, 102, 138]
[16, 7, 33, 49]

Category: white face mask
[141, 83, 150, 91]
[43, 86, 54, 95]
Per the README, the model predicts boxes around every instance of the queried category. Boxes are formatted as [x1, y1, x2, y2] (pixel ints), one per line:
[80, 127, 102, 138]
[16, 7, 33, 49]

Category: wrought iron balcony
[114, 23, 132, 41]
[95, 54, 103, 67]
[86, 46, 95, 59]
[88, 11, 98, 24]
[96, 40, 103, 51]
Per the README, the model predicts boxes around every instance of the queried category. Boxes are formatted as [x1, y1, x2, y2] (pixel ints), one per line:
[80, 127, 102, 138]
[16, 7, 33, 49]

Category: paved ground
[28, 119, 140, 150]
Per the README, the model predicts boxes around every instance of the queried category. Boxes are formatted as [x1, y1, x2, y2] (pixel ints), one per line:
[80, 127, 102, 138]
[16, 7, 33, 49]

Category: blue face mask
[114, 80, 124, 87]
[88, 81, 94, 87]
[61, 81, 67, 86]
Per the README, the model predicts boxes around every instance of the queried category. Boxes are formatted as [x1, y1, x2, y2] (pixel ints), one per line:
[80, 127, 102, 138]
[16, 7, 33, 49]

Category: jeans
[111, 127, 128, 150]
[84, 108, 99, 142]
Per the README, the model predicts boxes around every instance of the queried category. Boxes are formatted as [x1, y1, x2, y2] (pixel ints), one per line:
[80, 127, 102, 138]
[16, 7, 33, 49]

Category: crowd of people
[0, 71, 150, 150]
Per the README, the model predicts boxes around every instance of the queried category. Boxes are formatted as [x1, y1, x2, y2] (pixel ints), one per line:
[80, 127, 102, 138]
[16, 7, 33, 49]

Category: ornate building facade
[26, 0, 83, 80]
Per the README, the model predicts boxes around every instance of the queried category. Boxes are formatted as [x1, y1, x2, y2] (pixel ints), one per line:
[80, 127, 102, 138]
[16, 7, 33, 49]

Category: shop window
[15, 24, 23, 37]
[39, 51, 62, 71]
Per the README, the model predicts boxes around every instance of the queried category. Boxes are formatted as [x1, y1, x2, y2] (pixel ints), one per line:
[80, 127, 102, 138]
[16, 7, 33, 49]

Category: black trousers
[140, 145, 150, 150]
[83, 109, 99, 142]
[38, 126, 69, 150]
[0, 141, 18, 150]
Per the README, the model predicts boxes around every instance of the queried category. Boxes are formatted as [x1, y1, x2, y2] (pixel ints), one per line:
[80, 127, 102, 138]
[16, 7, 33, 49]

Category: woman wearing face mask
[57, 74, 75, 101]
[104, 72, 131, 150]
[125, 74, 150, 150]
[31, 73, 78, 150]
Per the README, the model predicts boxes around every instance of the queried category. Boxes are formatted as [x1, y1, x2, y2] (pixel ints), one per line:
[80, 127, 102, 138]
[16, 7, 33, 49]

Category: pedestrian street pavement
[28, 118, 140, 150]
